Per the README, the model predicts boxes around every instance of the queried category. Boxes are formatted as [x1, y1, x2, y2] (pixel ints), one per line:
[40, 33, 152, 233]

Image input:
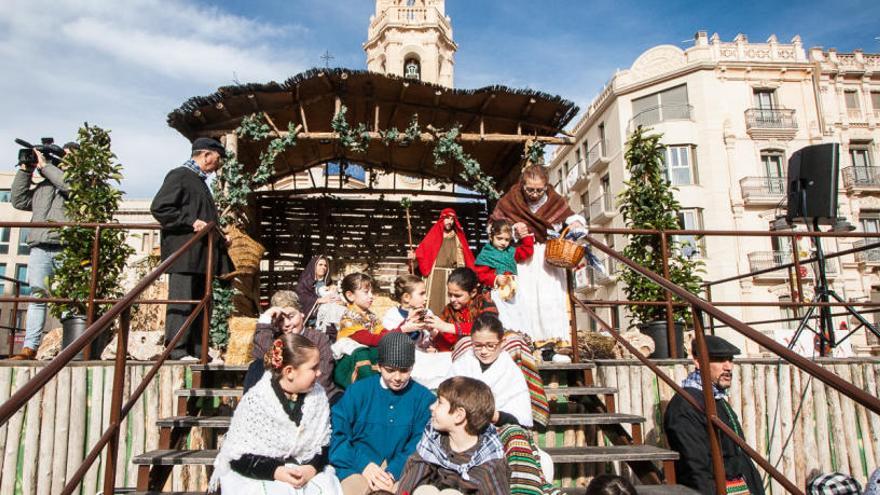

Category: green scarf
[475, 243, 518, 276]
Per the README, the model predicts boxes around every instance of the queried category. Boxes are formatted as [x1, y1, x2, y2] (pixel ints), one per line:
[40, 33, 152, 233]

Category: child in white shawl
[447, 313, 532, 427]
[209, 333, 342, 495]
[447, 313, 562, 495]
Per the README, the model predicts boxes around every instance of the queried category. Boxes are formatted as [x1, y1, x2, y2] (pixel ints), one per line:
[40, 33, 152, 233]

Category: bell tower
[364, 0, 457, 87]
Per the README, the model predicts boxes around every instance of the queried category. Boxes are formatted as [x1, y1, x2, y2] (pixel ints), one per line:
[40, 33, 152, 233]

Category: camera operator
[8, 142, 77, 360]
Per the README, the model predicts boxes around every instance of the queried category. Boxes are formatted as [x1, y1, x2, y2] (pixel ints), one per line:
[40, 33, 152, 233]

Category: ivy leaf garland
[524, 140, 546, 165]
[331, 106, 370, 154]
[431, 125, 500, 200]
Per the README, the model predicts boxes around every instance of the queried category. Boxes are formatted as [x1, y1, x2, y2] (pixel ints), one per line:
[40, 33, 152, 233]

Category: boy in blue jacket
[330, 332, 435, 494]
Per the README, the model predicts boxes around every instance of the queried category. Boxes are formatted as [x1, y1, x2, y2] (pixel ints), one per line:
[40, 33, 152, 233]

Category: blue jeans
[24, 245, 61, 350]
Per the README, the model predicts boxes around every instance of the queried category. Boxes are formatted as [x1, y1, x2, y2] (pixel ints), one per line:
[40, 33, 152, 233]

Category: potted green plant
[49, 124, 133, 357]
[618, 126, 703, 358]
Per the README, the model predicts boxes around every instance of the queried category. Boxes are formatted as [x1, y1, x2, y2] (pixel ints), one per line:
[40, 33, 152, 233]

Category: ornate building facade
[364, 0, 457, 87]
[548, 32, 880, 356]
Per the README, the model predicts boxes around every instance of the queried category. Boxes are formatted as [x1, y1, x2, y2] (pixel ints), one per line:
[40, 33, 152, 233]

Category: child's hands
[401, 310, 427, 333]
[363, 462, 395, 491]
[495, 274, 510, 287]
[513, 222, 529, 238]
[274, 466, 302, 487]
[425, 314, 455, 334]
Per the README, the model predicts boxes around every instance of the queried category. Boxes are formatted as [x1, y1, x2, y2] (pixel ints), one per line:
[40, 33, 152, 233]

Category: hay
[226, 316, 257, 366]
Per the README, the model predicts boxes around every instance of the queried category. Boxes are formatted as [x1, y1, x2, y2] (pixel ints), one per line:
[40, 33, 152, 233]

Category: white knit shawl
[448, 350, 534, 427]
[209, 371, 331, 490]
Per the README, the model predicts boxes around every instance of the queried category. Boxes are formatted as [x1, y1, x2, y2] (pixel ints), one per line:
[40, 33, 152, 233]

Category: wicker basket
[545, 226, 585, 269]
[225, 226, 265, 276]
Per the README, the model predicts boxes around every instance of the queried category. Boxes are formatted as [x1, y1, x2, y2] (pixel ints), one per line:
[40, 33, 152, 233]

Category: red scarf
[414, 208, 475, 277]
[491, 184, 574, 243]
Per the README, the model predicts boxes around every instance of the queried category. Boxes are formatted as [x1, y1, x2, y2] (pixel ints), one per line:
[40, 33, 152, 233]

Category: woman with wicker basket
[489, 165, 587, 353]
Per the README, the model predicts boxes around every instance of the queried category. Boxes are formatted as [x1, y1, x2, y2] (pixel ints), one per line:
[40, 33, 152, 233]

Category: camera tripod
[787, 218, 880, 356]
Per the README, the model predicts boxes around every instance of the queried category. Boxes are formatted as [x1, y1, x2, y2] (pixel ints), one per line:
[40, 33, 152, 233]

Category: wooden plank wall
[256, 195, 489, 297]
[595, 359, 880, 493]
[0, 360, 878, 493]
[0, 363, 191, 495]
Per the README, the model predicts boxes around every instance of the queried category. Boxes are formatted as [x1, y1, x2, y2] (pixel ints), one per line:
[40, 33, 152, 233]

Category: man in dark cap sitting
[150, 137, 232, 360]
[664, 335, 765, 494]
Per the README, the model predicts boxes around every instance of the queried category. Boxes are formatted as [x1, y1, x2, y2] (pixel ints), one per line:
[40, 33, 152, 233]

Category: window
[631, 84, 690, 127]
[581, 141, 590, 163]
[574, 148, 582, 165]
[17, 228, 29, 256]
[860, 213, 880, 262]
[0, 263, 5, 295]
[760, 151, 786, 194]
[753, 89, 777, 110]
[600, 174, 611, 211]
[0, 228, 8, 255]
[675, 208, 703, 257]
[0, 189, 10, 202]
[850, 144, 873, 168]
[845, 90, 861, 111]
[662, 145, 695, 185]
[580, 191, 590, 221]
[598, 123, 606, 155]
[324, 163, 366, 182]
[15, 264, 29, 296]
[872, 92, 880, 117]
[779, 295, 798, 330]
[404, 58, 421, 80]
[15, 310, 26, 332]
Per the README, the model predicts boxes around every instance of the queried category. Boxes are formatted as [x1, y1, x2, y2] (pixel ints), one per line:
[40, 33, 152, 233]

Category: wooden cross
[321, 50, 335, 69]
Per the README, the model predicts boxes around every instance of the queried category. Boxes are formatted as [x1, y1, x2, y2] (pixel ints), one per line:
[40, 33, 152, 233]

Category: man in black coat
[151, 138, 233, 360]
[664, 335, 765, 495]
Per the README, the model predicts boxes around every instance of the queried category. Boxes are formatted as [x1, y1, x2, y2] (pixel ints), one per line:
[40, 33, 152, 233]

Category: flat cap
[191, 137, 225, 156]
[692, 335, 741, 358]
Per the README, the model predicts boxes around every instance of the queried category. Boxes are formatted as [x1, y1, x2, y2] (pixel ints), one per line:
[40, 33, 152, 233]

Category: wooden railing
[572, 232, 880, 494]
[0, 221, 218, 495]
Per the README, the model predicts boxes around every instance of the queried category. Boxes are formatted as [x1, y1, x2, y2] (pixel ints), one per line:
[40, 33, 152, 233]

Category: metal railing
[630, 104, 693, 129]
[843, 166, 880, 189]
[0, 220, 218, 495]
[748, 250, 838, 275]
[570, 230, 880, 494]
[589, 194, 614, 221]
[744, 108, 797, 129]
[587, 140, 608, 169]
[854, 239, 880, 263]
[0, 274, 27, 355]
[565, 159, 587, 190]
[739, 176, 786, 200]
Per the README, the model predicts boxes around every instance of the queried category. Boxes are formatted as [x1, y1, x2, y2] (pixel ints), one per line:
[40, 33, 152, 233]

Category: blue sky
[1, 0, 878, 198]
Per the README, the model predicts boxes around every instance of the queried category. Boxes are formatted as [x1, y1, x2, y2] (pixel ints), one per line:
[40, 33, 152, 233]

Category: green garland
[331, 106, 371, 154]
[431, 125, 500, 200]
[379, 114, 422, 147]
[524, 140, 546, 165]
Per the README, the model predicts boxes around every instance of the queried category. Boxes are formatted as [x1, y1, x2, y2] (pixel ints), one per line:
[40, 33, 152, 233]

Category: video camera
[15, 138, 66, 168]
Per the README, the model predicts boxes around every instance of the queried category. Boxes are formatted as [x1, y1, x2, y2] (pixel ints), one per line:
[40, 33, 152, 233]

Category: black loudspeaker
[786, 143, 840, 225]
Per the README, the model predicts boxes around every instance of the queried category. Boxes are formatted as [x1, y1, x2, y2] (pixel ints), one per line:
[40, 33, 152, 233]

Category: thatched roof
[167, 68, 578, 191]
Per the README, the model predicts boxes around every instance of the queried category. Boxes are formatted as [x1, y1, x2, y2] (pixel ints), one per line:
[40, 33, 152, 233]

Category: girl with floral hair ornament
[209, 333, 342, 495]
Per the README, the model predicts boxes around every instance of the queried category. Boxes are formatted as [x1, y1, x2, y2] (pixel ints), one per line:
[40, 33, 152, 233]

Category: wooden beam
[198, 129, 573, 145]
[298, 105, 310, 133]
[215, 102, 232, 119]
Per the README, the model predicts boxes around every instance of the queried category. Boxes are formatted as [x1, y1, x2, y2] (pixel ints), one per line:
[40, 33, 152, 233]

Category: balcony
[740, 176, 787, 206]
[843, 167, 880, 193]
[747, 250, 838, 281]
[853, 239, 880, 265]
[587, 141, 610, 173]
[848, 109, 865, 123]
[629, 104, 694, 132]
[565, 160, 589, 192]
[744, 108, 797, 140]
[591, 257, 619, 285]
[589, 194, 615, 224]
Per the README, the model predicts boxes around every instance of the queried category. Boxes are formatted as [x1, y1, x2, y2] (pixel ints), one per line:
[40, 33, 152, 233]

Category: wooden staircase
[128, 361, 695, 494]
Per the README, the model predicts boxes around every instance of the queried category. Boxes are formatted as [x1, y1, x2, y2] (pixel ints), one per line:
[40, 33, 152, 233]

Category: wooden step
[537, 362, 595, 371]
[174, 388, 242, 398]
[546, 445, 678, 463]
[132, 449, 217, 466]
[545, 386, 617, 398]
[190, 364, 249, 372]
[155, 415, 231, 428]
[561, 486, 698, 495]
[548, 413, 644, 426]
